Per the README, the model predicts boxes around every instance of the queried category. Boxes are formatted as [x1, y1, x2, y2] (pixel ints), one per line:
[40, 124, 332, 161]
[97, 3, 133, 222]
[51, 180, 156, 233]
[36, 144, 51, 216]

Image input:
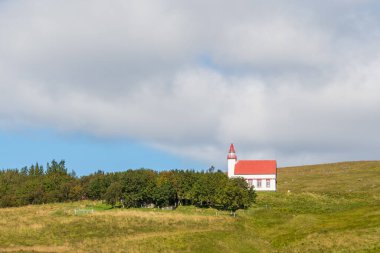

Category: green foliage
[0, 160, 80, 207]
[104, 182, 123, 206]
[0, 162, 255, 213]
[82, 172, 108, 200]
[153, 172, 176, 207]
[216, 177, 256, 212]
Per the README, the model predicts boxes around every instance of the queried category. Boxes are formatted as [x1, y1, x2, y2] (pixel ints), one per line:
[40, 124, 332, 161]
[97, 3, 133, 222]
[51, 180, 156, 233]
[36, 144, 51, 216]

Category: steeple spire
[227, 143, 237, 160]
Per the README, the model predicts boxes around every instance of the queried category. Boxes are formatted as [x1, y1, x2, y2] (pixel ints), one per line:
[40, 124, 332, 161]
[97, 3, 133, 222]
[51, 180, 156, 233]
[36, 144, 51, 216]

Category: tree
[104, 182, 123, 206]
[153, 173, 176, 207]
[69, 184, 84, 201]
[120, 169, 157, 207]
[216, 177, 256, 216]
[34, 162, 44, 176]
[83, 172, 108, 200]
[190, 172, 226, 207]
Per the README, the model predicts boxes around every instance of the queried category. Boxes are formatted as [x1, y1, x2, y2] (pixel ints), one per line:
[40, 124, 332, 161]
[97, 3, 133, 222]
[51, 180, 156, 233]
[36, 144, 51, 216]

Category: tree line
[0, 160, 256, 212]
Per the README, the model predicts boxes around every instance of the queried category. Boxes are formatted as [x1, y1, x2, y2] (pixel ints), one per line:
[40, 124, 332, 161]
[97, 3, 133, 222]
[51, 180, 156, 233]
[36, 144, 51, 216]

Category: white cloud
[1, 0, 380, 168]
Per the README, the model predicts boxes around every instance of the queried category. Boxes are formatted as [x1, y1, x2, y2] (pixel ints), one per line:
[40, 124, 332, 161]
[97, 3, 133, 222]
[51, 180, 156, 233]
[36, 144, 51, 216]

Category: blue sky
[0, 0, 379, 174]
[0, 129, 205, 175]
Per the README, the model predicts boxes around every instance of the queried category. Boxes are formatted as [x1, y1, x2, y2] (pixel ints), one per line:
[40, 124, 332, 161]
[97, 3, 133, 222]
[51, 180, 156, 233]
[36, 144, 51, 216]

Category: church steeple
[227, 143, 237, 178]
[227, 143, 237, 160]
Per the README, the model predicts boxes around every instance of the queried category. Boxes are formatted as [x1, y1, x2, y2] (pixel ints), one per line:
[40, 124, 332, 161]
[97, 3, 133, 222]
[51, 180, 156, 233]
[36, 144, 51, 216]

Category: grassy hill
[0, 161, 379, 253]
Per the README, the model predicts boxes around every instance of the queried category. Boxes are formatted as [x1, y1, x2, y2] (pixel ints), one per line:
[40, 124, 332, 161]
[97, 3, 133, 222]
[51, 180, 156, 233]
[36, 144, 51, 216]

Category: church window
[247, 179, 253, 187]
[266, 179, 270, 188]
[257, 179, 262, 188]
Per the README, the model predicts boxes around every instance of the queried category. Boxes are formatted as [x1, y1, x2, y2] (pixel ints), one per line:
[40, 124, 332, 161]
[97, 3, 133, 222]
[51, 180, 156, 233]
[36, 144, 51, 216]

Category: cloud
[1, 0, 380, 168]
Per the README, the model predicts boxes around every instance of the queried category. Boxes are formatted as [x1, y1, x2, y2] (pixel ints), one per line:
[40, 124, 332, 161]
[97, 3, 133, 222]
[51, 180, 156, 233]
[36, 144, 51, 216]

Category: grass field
[0, 161, 379, 252]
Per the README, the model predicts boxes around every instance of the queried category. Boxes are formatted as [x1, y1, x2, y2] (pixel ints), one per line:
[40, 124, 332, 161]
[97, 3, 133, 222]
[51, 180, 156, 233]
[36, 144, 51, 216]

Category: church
[227, 144, 277, 191]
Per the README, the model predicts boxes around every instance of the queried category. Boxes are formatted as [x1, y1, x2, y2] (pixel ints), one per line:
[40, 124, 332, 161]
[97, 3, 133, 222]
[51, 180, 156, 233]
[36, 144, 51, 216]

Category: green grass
[0, 161, 379, 252]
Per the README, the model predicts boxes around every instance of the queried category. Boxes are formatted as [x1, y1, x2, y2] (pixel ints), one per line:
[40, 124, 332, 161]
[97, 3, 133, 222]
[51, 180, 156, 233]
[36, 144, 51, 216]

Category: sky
[1, 0, 380, 175]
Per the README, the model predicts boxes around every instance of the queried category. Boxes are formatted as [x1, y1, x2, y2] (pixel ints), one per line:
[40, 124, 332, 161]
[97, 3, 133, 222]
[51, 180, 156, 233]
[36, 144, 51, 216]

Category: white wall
[231, 174, 276, 191]
[227, 158, 236, 178]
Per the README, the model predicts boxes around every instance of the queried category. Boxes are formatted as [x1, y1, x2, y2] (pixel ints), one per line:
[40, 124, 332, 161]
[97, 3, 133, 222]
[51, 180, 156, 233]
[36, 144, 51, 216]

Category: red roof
[235, 160, 277, 175]
[228, 144, 235, 153]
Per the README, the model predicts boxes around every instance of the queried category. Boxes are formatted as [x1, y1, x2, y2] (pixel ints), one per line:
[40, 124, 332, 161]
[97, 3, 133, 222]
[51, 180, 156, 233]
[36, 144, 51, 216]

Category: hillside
[0, 161, 379, 253]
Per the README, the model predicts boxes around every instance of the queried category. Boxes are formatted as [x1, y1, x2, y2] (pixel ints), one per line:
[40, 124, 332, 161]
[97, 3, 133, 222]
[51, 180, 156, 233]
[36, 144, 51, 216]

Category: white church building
[227, 144, 277, 191]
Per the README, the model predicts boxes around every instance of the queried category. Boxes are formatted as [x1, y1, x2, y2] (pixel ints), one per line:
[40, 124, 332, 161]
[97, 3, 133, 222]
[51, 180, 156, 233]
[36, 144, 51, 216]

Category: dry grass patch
[0, 245, 71, 253]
